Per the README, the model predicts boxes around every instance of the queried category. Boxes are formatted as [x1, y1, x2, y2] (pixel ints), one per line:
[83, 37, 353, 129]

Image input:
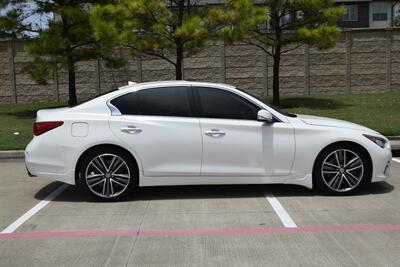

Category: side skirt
[138, 172, 313, 189]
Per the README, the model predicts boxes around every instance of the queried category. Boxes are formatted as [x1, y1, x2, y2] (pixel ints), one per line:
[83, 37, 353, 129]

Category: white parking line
[392, 158, 400, 164]
[263, 191, 297, 228]
[0, 184, 68, 234]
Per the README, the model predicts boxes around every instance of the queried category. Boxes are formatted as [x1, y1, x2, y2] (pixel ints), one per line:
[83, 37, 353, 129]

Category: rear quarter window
[110, 92, 139, 115]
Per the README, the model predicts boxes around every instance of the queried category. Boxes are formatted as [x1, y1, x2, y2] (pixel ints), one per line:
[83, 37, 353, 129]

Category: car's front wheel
[313, 144, 372, 195]
[78, 147, 137, 201]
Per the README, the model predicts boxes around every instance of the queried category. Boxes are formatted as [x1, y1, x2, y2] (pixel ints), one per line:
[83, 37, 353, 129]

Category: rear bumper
[25, 162, 36, 177]
[25, 137, 76, 185]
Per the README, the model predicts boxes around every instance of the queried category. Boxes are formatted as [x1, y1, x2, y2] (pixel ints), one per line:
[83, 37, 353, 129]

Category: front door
[195, 87, 295, 176]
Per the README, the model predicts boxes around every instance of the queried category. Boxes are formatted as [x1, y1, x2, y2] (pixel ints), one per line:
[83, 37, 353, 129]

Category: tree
[90, 0, 223, 80]
[392, 1, 400, 27]
[220, 0, 344, 106]
[0, 1, 30, 39]
[0, 0, 121, 106]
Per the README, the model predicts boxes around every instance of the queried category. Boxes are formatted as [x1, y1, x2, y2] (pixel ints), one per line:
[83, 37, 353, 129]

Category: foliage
[393, 16, 400, 27]
[90, 0, 224, 80]
[220, 0, 345, 106]
[0, 0, 122, 106]
[0, 0, 31, 38]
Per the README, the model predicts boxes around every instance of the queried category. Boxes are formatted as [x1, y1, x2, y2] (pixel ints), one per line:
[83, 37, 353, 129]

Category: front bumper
[370, 143, 392, 183]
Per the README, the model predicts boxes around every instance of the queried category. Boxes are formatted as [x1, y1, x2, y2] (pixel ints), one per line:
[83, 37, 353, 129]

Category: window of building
[372, 2, 388, 21]
[343, 5, 358, 21]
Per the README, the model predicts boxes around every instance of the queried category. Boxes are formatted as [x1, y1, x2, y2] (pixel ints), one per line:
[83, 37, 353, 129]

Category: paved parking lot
[0, 158, 400, 266]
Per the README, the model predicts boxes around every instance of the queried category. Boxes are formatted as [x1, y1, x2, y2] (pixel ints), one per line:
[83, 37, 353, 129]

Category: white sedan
[25, 81, 392, 200]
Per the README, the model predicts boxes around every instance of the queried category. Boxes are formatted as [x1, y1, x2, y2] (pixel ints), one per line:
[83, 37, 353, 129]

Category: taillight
[33, 121, 64, 136]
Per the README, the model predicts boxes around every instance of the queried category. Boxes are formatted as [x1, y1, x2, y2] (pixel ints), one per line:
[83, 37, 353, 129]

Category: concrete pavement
[0, 159, 399, 266]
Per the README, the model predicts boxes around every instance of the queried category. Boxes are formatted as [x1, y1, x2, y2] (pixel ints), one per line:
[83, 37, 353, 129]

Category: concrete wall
[0, 28, 399, 104]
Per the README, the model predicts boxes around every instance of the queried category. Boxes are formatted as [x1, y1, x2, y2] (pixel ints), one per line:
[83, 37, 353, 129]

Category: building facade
[337, 0, 400, 28]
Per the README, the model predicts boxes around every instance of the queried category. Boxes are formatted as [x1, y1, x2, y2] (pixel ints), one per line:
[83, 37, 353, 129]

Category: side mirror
[257, 110, 274, 123]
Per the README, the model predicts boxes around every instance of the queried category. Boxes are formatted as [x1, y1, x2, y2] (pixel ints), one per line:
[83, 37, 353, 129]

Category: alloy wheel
[321, 149, 364, 193]
[85, 153, 131, 198]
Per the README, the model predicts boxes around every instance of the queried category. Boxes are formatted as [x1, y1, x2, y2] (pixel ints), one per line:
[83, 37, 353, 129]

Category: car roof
[72, 80, 289, 123]
[118, 80, 236, 91]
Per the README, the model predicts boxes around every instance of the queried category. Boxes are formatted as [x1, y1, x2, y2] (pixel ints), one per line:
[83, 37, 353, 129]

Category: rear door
[108, 86, 202, 176]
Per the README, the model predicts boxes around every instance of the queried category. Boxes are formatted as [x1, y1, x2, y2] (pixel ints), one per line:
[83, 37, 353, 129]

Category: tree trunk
[67, 54, 77, 106]
[272, 48, 281, 107]
[271, 5, 282, 107]
[175, 43, 183, 80]
[175, 0, 185, 80]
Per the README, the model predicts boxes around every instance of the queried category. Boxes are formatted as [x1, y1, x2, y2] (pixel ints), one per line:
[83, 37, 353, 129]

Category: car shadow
[34, 181, 395, 203]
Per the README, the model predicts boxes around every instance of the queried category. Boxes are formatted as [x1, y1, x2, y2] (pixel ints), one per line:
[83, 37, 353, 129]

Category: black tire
[313, 143, 372, 195]
[78, 147, 137, 201]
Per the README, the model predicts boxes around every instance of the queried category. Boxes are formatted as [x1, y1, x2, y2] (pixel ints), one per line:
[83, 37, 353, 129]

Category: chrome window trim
[107, 100, 122, 116]
[107, 84, 283, 122]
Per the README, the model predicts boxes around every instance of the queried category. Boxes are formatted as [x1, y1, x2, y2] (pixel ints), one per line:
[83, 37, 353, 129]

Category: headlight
[363, 134, 387, 148]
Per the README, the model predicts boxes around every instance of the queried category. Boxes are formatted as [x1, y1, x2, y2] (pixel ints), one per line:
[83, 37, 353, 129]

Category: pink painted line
[1, 224, 400, 239]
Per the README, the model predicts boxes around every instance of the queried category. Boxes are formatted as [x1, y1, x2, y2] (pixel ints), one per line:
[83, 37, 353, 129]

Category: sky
[1, 1, 51, 35]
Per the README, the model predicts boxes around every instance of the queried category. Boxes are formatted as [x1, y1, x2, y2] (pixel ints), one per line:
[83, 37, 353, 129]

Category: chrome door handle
[205, 129, 226, 138]
[121, 126, 142, 134]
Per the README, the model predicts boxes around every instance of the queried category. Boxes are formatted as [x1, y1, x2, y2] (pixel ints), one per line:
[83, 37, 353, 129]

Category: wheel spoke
[328, 172, 340, 187]
[102, 179, 107, 196]
[344, 157, 359, 168]
[331, 174, 341, 189]
[113, 175, 130, 185]
[347, 164, 363, 172]
[89, 178, 105, 188]
[86, 174, 103, 180]
[111, 178, 127, 187]
[109, 180, 115, 196]
[343, 172, 358, 186]
[347, 159, 361, 169]
[324, 162, 339, 169]
[342, 174, 353, 187]
[93, 158, 107, 173]
[107, 156, 117, 172]
[105, 179, 112, 197]
[343, 150, 346, 166]
[335, 174, 344, 190]
[111, 161, 124, 175]
[334, 151, 341, 166]
[345, 170, 361, 182]
[323, 170, 339, 174]
[114, 174, 129, 178]
[90, 161, 104, 175]
[98, 156, 108, 172]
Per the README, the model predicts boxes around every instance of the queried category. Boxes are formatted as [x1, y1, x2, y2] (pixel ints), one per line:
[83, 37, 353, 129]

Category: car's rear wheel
[313, 144, 372, 195]
[78, 148, 137, 201]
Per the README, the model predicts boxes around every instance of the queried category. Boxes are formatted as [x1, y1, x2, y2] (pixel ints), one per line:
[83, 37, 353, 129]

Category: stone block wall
[0, 28, 399, 104]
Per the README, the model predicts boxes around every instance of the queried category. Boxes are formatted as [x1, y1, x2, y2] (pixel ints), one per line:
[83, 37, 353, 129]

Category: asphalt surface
[0, 158, 399, 267]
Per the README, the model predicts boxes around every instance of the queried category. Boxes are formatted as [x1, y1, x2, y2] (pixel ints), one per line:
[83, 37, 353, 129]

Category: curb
[0, 150, 25, 159]
[388, 136, 400, 141]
